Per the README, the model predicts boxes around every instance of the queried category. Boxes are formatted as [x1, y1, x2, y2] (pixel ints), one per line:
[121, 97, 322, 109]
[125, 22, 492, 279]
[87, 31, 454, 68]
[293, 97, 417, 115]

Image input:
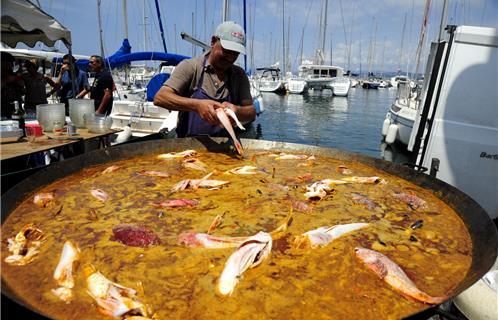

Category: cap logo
[230, 31, 244, 39]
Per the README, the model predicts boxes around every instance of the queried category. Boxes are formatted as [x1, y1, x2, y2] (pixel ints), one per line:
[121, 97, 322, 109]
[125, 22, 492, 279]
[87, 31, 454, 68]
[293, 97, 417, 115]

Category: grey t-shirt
[164, 52, 252, 106]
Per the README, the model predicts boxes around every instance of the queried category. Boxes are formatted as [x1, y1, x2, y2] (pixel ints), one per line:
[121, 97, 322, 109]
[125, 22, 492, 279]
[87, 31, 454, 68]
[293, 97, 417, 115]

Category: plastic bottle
[11, 101, 26, 137]
[67, 121, 77, 136]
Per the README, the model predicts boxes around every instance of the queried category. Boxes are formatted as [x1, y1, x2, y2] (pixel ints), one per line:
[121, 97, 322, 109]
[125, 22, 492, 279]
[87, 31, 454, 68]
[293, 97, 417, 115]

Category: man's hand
[196, 99, 223, 126]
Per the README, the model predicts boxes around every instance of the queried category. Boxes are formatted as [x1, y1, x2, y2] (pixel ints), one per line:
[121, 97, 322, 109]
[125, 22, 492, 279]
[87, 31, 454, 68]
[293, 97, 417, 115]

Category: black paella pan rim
[1, 137, 497, 319]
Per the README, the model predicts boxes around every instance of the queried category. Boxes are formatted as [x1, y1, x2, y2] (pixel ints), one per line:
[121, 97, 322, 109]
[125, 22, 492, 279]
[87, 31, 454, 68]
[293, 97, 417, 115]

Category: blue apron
[177, 57, 232, 137]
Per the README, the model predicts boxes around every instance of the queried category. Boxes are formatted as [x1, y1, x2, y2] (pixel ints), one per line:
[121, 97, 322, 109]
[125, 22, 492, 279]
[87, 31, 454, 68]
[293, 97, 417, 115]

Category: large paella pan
[2, 138, 497, 319]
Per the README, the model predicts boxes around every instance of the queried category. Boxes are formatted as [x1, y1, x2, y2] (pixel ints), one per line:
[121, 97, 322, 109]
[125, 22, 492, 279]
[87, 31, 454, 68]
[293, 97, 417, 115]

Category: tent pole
[68, 46, 78, 106]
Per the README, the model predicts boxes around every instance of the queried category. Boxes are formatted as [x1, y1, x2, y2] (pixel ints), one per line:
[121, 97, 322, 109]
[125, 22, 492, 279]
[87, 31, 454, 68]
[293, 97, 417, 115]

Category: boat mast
[97, 0, 105, 57]
[347, 1, 356, 73]
[282, 0, 285, 76]
[268, 32, 273, 66]
[413, 0, 432, 80]
[143, 0, 148, 52]
[286, 15, 291, 74]
[153, 0, 168, 52]
[338, 0, 348, 68]
[122, 0, 128, 39]
[398, 12, 407, 74]
[371, 20, 377, 77]
[329, 33, 333, 65]
[321, 0, 328, 59]
[366, 17, 375, 77]
[122, 0, 129, 84]
[358, 31, 362, 76]
[191, 13, 195, 56]
[174, 24, 178, 52]
[316, 7, 323, 64]
[380, 37, 386, 79]
[299, 27, 305, 66]
[222, 0, 229, 22]
[250, 3, 255, 73]
[243, 0, 247, 72]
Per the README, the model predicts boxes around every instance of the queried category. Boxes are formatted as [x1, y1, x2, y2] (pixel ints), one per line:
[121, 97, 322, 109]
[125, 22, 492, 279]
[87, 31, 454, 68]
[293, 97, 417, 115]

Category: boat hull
[383, 101, 417, 146]
[286, 79, 308, 94]
[258, 80, 286, 93]
[362, 81, 380, 89]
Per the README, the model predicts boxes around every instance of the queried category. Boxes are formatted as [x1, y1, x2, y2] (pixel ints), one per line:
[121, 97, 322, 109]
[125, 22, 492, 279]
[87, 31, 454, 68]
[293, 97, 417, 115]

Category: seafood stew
[0, 141, 480, 319]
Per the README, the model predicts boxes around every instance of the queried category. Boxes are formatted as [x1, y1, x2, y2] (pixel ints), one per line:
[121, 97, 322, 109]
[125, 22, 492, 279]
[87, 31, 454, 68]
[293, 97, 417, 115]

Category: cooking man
[153, 21, 255, 137]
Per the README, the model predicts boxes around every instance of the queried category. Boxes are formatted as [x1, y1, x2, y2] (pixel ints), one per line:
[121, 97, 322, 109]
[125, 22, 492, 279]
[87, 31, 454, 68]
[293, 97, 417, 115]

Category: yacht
[362, 78, 380, 89]
[255, 68, 286, 93]
[299, 64, 344, 91]
[330, 77, 351, 97]
[390, 75, 408, 88]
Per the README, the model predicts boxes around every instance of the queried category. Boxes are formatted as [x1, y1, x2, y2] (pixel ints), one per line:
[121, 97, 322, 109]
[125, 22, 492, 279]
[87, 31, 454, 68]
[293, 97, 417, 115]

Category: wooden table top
[0, 129, 120, 161]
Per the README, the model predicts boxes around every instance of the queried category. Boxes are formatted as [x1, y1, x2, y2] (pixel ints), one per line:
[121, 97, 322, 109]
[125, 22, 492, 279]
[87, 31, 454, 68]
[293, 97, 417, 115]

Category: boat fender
[114, 125, 132, 144]
[382, 117, 391, 137]
[385, 124, 398, 145]
[254, 98, 262, 115]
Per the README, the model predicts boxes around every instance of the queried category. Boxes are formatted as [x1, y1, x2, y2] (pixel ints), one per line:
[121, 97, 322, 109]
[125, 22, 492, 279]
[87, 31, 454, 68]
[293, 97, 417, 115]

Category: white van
[408, 25, 497, 219]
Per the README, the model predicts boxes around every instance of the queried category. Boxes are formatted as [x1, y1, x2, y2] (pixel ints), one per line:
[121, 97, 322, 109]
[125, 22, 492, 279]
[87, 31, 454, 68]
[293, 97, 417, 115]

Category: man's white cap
[214, 21, 246, 55]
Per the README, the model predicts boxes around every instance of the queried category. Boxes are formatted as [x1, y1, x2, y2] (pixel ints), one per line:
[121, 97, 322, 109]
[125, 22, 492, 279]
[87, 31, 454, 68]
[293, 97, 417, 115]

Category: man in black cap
[153, 21, 255, 137]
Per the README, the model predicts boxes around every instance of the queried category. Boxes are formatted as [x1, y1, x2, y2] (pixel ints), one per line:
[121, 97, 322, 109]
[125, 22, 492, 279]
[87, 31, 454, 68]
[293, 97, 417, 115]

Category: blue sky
[28, 0, 498, 74]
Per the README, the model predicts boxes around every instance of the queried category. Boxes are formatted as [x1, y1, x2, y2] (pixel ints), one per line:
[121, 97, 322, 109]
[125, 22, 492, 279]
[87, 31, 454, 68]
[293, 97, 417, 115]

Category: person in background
[153, 21, 255, 137]
[76, 55, 114, 115]
[1, 52, 25, 119]
[54, 54, 89, 115]
[21, 59, 57, 114]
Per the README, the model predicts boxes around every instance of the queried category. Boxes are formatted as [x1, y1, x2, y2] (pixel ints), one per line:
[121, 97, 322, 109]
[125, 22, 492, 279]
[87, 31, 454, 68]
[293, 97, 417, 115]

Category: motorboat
[390, 75, 408, 88]
[254, 68, 286, 93]
[330, 77, 351, 97]
[362, 79, 380, 89]
[299, 63, 344, 91]
[378, 80, 390, 88]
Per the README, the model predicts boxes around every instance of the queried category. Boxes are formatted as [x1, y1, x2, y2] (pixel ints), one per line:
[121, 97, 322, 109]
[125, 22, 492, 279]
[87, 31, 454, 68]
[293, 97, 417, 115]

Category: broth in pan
[1, 149, 472, 319]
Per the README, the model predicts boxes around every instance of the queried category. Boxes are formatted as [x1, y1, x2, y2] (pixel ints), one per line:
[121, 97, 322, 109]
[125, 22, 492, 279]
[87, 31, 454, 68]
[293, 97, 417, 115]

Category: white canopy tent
[1, 0, 78, 98]
[1, 0, 71, 48]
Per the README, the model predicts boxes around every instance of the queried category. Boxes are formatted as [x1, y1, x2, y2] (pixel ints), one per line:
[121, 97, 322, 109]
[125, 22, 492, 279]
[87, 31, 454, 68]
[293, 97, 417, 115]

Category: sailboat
[381, 0, 431, 146]
[362, 18, 379, 89]
[91, 0, 189, 139]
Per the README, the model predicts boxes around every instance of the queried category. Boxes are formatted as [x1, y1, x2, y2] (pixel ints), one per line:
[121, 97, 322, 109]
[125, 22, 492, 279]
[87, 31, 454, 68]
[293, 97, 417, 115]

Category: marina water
[240, 87, 411, 164]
